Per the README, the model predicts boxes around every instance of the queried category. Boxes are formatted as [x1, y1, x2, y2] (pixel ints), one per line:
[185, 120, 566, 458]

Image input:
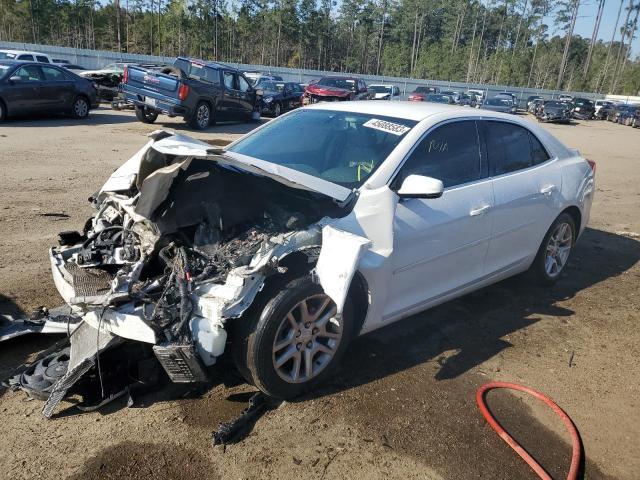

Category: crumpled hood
[305, 83, 352, 98]
[99, 131, 352, 210]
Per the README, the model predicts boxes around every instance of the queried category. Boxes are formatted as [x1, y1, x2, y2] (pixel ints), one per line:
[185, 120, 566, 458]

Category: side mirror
[9, 76, 21, 83]
[397, 175, 444, 199]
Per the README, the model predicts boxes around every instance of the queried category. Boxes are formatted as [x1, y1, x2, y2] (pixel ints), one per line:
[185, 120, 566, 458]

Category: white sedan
[8, 102, 595, 413]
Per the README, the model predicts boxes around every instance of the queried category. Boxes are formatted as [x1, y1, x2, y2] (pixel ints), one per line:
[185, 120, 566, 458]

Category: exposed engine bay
[2, 130, 364, 417]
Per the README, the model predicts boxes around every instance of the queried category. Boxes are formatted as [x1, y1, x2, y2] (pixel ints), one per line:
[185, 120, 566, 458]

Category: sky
[550, 0, 640, 57]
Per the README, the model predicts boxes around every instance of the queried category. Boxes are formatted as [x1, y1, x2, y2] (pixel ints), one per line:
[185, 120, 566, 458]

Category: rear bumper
[122, 88, 189, 117]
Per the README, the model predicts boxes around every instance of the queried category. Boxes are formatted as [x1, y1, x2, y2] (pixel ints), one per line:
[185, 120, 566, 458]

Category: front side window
[238, 75, 251, 92]
[17, 54, 34, 61]
[223, 71, 236, 90]
[484, 121, 549, 174]
[42, 66, 64, 81]
[13, 66, 42, 81]
[36, 56, 49, 63]
[396, 121, 483, 189]
[228, 109, 416, 188]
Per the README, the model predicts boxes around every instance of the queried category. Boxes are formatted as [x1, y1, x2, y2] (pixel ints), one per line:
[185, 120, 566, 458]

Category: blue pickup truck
[121, 57, 257, 130]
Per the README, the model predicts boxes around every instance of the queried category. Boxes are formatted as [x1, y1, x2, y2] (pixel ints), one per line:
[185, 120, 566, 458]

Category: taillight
[178, 83, 189, 101]
[587, 159, 596, 174]
[122, 67, 128, 83]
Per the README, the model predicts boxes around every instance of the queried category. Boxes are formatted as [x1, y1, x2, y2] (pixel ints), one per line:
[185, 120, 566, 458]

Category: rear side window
[397, 120, 484, 188]
[484, 121, 549, 175]
[42, 66, 65, 81]
[36, 56, 49, 63]
[17, 54, 34, 61]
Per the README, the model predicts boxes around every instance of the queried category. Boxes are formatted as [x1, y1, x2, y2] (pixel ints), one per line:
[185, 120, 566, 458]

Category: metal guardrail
[1, 40, 610, 107]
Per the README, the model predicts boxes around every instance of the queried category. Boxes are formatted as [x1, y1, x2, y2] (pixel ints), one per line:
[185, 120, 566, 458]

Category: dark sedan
[257, 81, 304, 117]
[480, 97, 517, 114]
[0, 61, 98, 121]
[571, 97, 595, 120]
[424, 93, 455, 104]
[536, 100, 572, 123]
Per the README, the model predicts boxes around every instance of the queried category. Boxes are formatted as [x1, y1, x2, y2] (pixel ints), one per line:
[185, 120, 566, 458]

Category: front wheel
[135, 106, 158, 124]
[233, 276, 353, 399]
[273, 102, 282, 117]
[529, 213, 576, 285]
[72, 96, 89, 119]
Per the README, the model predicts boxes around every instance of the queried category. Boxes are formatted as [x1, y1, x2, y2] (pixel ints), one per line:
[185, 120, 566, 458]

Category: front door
[3, 65, 44, 113]
[385, 120, 494, 319]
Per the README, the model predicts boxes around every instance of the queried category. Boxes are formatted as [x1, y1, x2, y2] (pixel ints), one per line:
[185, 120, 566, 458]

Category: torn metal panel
[83, 307, 157, 344]
[315, 225, 370, 314]
[0, 307, 80, 342]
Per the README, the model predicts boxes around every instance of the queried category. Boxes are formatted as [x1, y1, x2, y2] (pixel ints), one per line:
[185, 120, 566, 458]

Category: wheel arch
[561, 205, 582, 237]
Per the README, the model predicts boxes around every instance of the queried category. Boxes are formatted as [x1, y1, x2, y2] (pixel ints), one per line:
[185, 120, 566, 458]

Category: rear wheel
[188, 101, 211, 130]
[72, 96, 89, 119]
[135, 105, 158, 124]
[233, 276, 353, 399]
[529, 213, 576, 285]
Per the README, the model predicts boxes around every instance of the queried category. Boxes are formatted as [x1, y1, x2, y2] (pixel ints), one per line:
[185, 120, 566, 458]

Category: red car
[408, 86, 439, 102]
[303, 76, 372, 104]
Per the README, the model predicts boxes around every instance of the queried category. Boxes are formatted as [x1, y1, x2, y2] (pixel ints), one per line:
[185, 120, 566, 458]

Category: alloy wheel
[545, 222, 573, 277]
[196, 104, 210, 129]
[272, 294, 342, 384]
[274, 103, 281, 117]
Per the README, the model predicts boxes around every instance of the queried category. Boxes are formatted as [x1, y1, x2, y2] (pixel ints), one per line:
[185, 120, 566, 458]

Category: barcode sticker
[363, 118, 411, 136]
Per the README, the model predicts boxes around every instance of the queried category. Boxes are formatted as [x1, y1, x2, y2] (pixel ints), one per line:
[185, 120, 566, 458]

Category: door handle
[470, 205, 491, 216]
[540, 185, 556, 196]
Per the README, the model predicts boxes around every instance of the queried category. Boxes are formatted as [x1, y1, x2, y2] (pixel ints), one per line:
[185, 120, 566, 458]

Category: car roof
[0, 49, 49, 55]
[305, 100, 525, 122]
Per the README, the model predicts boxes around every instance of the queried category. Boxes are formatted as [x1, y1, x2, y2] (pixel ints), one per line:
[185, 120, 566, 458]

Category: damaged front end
[6, 130, 355, 417]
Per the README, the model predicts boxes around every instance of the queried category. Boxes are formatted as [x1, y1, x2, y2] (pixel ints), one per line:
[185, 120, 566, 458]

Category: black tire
[529, 213, 576, 285]
[188, 101, 212, 130]
[135, 105, 158, 124]
[233, 276, 354, 399]
[71, 96, 90, 119]
[0, 99, 6, 122]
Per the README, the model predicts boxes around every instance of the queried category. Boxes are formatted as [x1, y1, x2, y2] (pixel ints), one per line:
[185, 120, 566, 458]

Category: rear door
[4, 65, 44, 113]
[40, 65, 75, 111]
[386, 120, 494, 316]
[481, 120, 561, 274]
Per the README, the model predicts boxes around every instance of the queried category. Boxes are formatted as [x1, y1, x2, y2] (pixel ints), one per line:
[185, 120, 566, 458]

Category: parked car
[467, 89, 486, 104]
[480, 97, 517, 114]
[527, 95, 543, 109]
[3, 102, 594, 413]
[121, 57, 257, 130]
[594, 100, 613, 117]
[257, 81, 304, 117]
[0, 60, 98, 122]
[619, 105, 640, 126]
[0, 49, 52, 63]
[606, 104, 635, 123]
[244, 71, 283, 87]
[424, 93, 455, 104]
[408, 86, 439, 101]
[369, 84, 401, 100]
[558, 94, 573, 102]
[631, 108, 640, 128]
[457, 93, 476, 107]
[536, 100, 572, 123]
[440, 90, 462, 104]
[303, 76, 372, 103]
[495, 92, 520, 108]
[80, 62, 160, 101]
[528, 98, 544, 115]
[571, 98, 595, 120]
[595, 102, 617, 120]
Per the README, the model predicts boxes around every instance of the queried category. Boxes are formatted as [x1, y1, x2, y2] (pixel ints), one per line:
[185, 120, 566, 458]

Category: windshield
[0, 64, 12, 78]
[574, 99, 593, 107]
[486, 98, 511, 106]
[370, 85, 391, 94]
[545, 101, 565, 108]
[257, 80, 283, 92]
[426, 94, 452, 103]
[317, 77, 357, 90]
[227, 109, 417, 189]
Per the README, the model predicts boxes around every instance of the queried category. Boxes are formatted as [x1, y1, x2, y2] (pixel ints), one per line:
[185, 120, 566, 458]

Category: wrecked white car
[3, 102, 594, 417]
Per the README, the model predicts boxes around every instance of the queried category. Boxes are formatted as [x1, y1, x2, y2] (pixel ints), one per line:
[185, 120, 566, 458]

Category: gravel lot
[0, 108, 638, 480]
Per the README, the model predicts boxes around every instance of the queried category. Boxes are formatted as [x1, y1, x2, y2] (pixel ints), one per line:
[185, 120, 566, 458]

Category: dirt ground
[0, 108, 638, 480]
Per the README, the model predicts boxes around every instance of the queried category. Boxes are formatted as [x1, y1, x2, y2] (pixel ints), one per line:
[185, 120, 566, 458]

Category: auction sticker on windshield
[363, 118, 411, 136]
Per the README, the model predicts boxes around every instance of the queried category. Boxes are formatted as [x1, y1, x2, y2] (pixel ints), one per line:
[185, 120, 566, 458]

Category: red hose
[476, 382, 582, 480]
